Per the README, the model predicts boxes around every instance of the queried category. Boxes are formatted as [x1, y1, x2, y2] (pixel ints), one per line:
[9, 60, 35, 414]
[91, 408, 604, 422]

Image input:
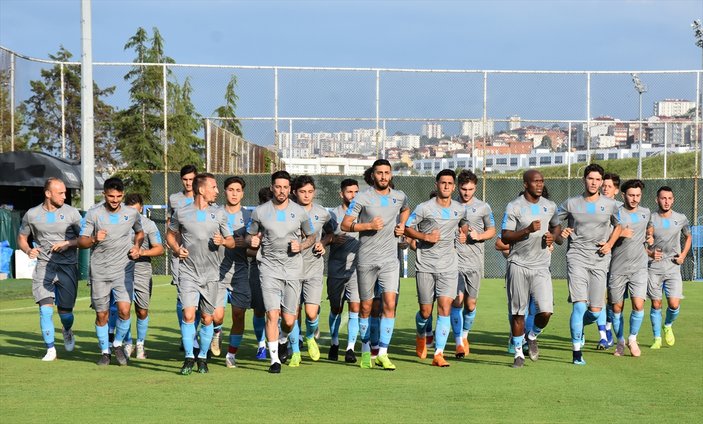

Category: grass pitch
[1, 277, 701, 423]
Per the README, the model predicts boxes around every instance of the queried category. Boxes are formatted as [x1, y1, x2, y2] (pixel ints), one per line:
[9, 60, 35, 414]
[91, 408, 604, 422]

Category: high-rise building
[461, 120, 495, 138]
[422, 122, 443, 139]
[507, 115, 521, 131]
[654, 99, 695, 117]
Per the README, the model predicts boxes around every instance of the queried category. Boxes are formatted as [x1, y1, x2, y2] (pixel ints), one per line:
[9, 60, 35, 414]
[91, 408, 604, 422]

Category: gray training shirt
[168, 203, 231, 283]
[134, 215, 162, 276]
[19, 203, 83, 265]
[346, 187, 408, 266]
[80, 204, 143, 274]
[610, 206, 650, 275]
[301, 203, 333, 277]
[168, 191, 194, 219]
[220, 207, 252, 283]
[648, 211, 690, 274]
[328, 205, 360, 279]
[550, 194, 620, 270]
[247, 200, 314, 280]
[406, 199, 467, 274]
[456, 197, 495, 270]
[502, 195, 558, 269]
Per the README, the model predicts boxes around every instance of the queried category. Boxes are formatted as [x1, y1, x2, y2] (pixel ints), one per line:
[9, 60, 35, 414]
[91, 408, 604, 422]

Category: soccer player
[647, 186, 692, 349]
[405, 169, 468, 367]
[220, 176, 252, 368]
[451, 170, 496, 358]
[327, 179, 362, 363]
[341, 159, 410, 370]
[246, 170, 316, 374]
[607, 179, 650, 357]
[598, 172, 622, 349]
[166, 173, 235, 375]
[17, 177, 82, 361]
[551, 164, 621, 365]
[501, 170, 558, 368]
[78, 177, 144, 366]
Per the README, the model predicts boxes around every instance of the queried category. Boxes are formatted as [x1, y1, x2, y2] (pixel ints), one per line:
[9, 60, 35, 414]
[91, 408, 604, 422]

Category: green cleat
[650, 337, 662, 349]
[180, 357, 195, 375]
[289, 352, 302, 367]
[307, 337, 321, 361]
[663, 326, 675, 346]
[375, 354, 397, 371]
[360, 351, 373, 369]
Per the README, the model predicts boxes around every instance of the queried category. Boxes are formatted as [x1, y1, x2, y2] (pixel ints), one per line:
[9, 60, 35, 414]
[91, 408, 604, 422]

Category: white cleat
[135, 342, 147, 359]
[123, 343, 134, 358]
[62, 328, 75, 352]
[225, 353, 237, 368]
[42, 347, 57, 361]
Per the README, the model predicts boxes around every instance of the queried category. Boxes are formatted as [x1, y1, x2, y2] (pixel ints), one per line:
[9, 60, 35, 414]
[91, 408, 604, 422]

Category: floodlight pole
[80, 0, 95, 210]
[632, 73, 646, 179]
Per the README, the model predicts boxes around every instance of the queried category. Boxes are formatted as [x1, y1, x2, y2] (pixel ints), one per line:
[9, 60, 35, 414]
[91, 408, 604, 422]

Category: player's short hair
[603, 173, 621, 188]
[340, 178, 358, 191]
[193, 172, 215, 194]
[293, 175, 316, 191]
[458, 169, 478, 186]
[363, 167, 373, 185]
[620, 179, 644, 193]
[583, 163, 604, 179]
[271, 170, 291, 185]
[103, 177, 125, 193]
[258, 187, 273, 204]
[180, 165, 198, 177]
[124, 193, 144, 206]
[371, 158, 391, 172]
[436, 168, 456, 182]
[224, 176, 246, 190]
[656, 186, 674, 197]
[43, 177, 64, 191]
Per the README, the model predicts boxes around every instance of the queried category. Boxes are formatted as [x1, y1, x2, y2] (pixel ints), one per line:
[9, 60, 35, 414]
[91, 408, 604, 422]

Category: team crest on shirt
[211, 213, 216, 220]
[59, 214, 65, 220]
[454, 211, 458, 217]
[314, 215, 319, 221]
[674, 220, 678, 225]
[472, 208, 476, 213]
[543, 207, 548, 212]
[123, 215, 129, 221]
[600, 206, 605, 211]
[392, 198, 397, 204]
[291, 213, 296, 218]
[641, 214, 646, 219]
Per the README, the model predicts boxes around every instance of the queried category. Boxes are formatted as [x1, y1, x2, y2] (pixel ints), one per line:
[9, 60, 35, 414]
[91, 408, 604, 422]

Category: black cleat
[278, 342, 288, 364]
[328, 344, 339, 361]
[512, 356, 525, 368]
[96, 353, 111, 366]
[196, 358, 209, 374]
[180, 357, 195, 375]
[114, 345, 129, 366]
[268, 362, 281, 374]
[344, 349, 357, 364]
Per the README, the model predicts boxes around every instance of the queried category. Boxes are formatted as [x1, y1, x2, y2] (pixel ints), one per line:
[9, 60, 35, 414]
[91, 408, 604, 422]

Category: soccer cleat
[415, 335, 427, 359]
[62, 328, 75, 352]
[328, 344, 339, 361]
[210, 331, 221, 357]
[596, 339, 609, 350]
[463, 338, 470, 356]
[278, 342, 289, 364]
[114, 345, 129, 366]
[345, 349, 357, 363]
[572, 351, 586, 366]
[180, 357, 195, 375]
[431, 353, 450, 367]
[96, 353, 111, 366]
[375, 354, 396, 371]
[255, 346, 268, 360]
[123, 343, 134, 358]
[268, 362, 281, 374]
[360, 351, 373, 369]
[614, 340, 625, 357]
[512, 356, 525, 368]
[663, 326, 675, 346]
[307, 337, 321, 361]
[225, 353, 237, 368]
[289, 352, 302, 367]
[196, 358, 209, 373]
[42, 347, 57, 362]
[527, 337, 539, 361]
[455, 342, 466, 359]
[650, 337, 662, 349]
[135, 342, 147, 359]
[627, 339, 641, 357]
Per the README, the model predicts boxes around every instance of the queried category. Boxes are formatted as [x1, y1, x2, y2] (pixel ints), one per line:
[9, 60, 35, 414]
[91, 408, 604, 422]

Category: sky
[1, 0, 702, 143]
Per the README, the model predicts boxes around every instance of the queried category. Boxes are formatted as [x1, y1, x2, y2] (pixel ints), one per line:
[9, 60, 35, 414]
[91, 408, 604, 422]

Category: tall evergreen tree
[213, 75, 243, 136]
[0, 70, 28, 153]
[168, 76, 204, 168]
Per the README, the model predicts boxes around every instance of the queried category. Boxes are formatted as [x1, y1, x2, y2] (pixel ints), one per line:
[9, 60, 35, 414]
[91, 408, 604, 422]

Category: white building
[507, 115, 521, 131]
[461, 120, 495, 138]
[385, 134, 421, 150]
[283, 157, 375, 176]
[654, 99, 695, 117]
[422, 122, 443, 139]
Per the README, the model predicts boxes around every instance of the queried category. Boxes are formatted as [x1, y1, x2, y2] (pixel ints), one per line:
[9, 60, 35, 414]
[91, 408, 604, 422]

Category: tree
[19, 46, 117, 170]
[213, 75, 242, 136]
[168, 77, 204, 169]
[0, 70, 28, 152]
[540, 135, 553, 150]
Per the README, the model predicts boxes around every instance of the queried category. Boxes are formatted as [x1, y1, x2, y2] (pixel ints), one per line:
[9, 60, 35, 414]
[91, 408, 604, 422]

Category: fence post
[586, 72, 591, 164]
[274, 67, 279, 154]
[375, 69, 380, 158]
[482, 71, 488, 202]
[9, 51, 15, 151]
[60, 63, 66, 158]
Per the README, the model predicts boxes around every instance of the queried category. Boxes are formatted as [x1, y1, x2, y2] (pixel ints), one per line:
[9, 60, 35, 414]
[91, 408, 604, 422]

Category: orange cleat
[431, 353, 450, 367]
[416, 335, 427, 359]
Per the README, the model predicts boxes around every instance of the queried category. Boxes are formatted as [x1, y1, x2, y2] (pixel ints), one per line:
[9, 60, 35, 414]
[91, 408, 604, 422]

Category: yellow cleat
[375, 353, 397, 371]
[289, 352, 302, 367]
[663, 326, 675, 346]
[650, 337, 662, 349]
[307, 337, 321, 361]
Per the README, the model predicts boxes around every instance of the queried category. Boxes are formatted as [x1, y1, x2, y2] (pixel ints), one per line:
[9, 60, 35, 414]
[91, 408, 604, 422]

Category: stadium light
[631, 73, 647, 179]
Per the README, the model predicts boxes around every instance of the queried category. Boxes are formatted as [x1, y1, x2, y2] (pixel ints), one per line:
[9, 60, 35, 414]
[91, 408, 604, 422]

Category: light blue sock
[424, 316, 433, 336]
[289, 320, 301, 353]
[597, 305, 607, 327]
[96, 323, 110, 352]
[136, 317, 149, 343]
[463, 308, 476, 333]
[378, 317, 395, 348]
[435, 315, 450, 352]
[39, 306, 55, 348]
[347, 312, 359, 347]
[359, 317, 370, 344]
[305, 316, 319, 340]
[630, 310, 644, 337]
[450, 307, 463, 337]
[108, 302, 118, 334]
[613, 312, 623, 340]
[181, 321, 196, 358]
[253, 316, 266, 343]
[114, 317, 131, 345]
[58, 312, 74, 331]
[329, 313, 341, 344]
[415, 311, 428, 336]
[370, 316, 380, 346]
[512, 335, 524, 353]
[198, 323, 214, 359]
[650, 308, 662, 338]
[176, 298, 183, 328]
[665, 307, 680, 326]
[525, 300, 536, 334]
[124, 327, 133, 345]
[570, 302, 587, 346]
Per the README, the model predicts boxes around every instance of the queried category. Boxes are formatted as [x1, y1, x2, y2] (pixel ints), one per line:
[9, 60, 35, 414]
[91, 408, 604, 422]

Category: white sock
[378, 347, 388, 356]
[434, 348, 444, 356]
[514, 343, 524, 358]
[572, 342, 581, 351]
[599, 329, 607, 340]
[268, 341, 279, 364]
[345, 341, 355, 351]
[455, 336, 463, 346]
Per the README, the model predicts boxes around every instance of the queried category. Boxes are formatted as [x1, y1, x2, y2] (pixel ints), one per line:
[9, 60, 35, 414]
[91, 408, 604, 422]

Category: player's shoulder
[25, 203, 44, 217]
[538, 196, 557, 210]
[672, 210, 689, 224]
